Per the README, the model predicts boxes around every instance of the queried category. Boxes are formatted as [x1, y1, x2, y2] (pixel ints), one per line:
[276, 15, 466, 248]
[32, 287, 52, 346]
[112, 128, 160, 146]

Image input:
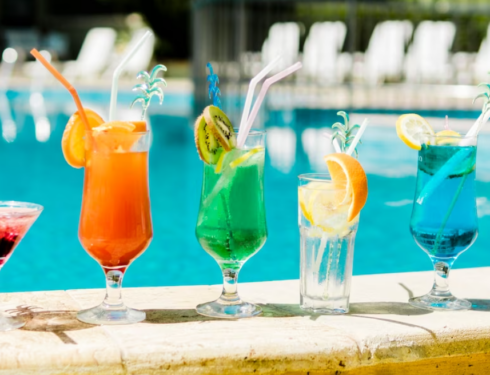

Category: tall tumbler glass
[409, 134, 477, 310]
[299, 174, 359, 314]
[195, 130, 267, 319]
[77, 130, 153, 325]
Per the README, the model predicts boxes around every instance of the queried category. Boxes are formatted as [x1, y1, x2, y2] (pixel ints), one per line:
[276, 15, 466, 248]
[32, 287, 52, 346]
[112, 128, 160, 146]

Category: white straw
[237, 62, 302, 148]
[324, 132, 342, 153]
[460, 110, 490, 146]
[109, 30, 153, 121]
[346, 118, 368, 156]
[237, 55, 281, 145]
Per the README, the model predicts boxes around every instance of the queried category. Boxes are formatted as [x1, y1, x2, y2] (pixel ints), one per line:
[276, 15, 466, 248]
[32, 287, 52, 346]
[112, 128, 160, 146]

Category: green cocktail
[196, 148, 267, 270]
[193, 106, 267, 318]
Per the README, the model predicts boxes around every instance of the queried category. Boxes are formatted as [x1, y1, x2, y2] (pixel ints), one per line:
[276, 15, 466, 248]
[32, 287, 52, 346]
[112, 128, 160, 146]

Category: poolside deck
[1, 267, 490, 374]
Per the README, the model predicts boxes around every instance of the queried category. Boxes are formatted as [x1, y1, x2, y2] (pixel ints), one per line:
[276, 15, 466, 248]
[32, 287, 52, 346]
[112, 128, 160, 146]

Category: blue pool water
[2, 88, 490, 292]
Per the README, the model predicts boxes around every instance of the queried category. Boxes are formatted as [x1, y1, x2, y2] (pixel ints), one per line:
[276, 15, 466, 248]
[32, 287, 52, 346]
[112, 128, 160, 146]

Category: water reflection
[301, 127, 333, 172]
[266, 127, 296, 174]
[29, 50, 51, 143]
[0, 48, 18, 142]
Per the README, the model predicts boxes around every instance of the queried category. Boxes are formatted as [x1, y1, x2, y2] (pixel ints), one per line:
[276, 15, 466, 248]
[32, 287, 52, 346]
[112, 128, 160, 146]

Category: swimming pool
[2, 89, 490, 292]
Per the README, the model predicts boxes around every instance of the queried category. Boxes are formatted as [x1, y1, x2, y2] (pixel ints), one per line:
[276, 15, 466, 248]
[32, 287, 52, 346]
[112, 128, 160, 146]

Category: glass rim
[298, 173, 346, 190]
[233, 128, 266, 136]
[0, 201, 44, 216]
[90, 130, 150, 136]
[420, 132, 477, 140]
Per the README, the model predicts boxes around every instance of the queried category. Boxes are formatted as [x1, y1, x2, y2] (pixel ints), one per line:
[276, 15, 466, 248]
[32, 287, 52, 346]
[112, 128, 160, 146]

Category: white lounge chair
[103, 28, 155, 79]
[404, 21, 456, 83]
[363, 21, 413, 85]
[262, 23, 300, 73]
[473, 24, 490, 83]
[303, 22, 347, 84]
[63, 27, 117, 80]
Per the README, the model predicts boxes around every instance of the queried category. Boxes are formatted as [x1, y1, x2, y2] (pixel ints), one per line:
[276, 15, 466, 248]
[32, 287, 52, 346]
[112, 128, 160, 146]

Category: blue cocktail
[409, 134, 477, 310]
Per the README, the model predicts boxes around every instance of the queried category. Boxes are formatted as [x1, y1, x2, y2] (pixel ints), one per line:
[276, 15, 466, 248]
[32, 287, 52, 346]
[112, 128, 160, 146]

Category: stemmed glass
[409, 134, 477, 310]
[0, 201, 43, 330]
[195, 130, 267, 319]
[77, 130, 152, 325]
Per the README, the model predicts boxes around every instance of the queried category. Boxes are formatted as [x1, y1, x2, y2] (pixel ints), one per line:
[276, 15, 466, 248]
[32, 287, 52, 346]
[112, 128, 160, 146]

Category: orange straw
[30, 49, 93, 143]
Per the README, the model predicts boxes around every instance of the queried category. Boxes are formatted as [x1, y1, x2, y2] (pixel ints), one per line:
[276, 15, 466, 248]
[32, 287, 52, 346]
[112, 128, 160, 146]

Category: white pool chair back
[364, 21, 413, 84]
[303, 22, 346, 84]
[404, 21, 456, 83]
[64, 27, 116, 79]
[262, 22, 300, 73]
[121, 28, 155, 76]
[474, 24, 490, 83]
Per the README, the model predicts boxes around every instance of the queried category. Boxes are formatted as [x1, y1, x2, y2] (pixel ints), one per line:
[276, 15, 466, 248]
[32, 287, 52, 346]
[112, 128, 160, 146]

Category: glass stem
[102, 267, 126, 309]
[219, 267, 241, 304]
[430, 259, 454, 298]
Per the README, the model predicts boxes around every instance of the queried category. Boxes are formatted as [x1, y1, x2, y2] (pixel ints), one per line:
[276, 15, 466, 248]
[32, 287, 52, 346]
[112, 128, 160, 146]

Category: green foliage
[332, 111, 361, 158]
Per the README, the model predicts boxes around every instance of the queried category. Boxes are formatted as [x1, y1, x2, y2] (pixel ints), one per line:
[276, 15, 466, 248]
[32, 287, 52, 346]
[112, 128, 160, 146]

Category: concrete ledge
[1, 267, 490, 374]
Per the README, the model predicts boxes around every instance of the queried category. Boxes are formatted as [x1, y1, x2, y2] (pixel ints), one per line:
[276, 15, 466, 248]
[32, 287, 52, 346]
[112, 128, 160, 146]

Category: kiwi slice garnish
[203, 105, 236, 151]
[194, 115, 224, 165]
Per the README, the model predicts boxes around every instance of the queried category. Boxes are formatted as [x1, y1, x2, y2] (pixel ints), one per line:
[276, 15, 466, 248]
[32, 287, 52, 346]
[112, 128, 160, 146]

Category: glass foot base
[409, 294, 471, 311]
[300, 306, 348, 315]
[77, 304, 145, 325]
[0, 313, 25, 331]
[196, 300, 262, 319]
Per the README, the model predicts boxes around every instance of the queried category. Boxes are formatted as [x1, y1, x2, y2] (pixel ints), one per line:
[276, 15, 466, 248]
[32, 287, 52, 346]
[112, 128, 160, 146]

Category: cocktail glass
[409, 134, 477, 310]
[195, 130, 267, 319]
[0, 201, 43, 330]
[77, 130, 152, 325]
[298, 174, 359, 314]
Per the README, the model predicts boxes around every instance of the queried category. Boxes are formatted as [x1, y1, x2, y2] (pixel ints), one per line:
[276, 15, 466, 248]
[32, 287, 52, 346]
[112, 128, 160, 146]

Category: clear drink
[299, 174, 359, 314]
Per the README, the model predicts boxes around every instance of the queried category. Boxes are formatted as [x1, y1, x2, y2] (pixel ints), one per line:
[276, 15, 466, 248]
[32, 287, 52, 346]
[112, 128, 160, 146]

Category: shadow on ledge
[143, 301, 430, 324]
[468, 299, 490, 311]
[6, 305, 93, 345]
[350, 302, 432, 316]
[144, 309, 219, 324]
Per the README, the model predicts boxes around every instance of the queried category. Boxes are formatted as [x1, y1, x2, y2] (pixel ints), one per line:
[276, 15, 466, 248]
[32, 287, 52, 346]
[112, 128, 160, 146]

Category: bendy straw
[237, 62, 302, 148]
[30, 49, 92, 138]
[346, 119, 369, 157]
[109, 30, 153, 121]
[238, 55, 281, 139]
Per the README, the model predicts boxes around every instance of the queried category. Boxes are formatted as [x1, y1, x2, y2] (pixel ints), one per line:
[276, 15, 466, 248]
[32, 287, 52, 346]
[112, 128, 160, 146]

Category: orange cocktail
[30, 48, 160, 326]
[62, 111, 153, 325]
[79, 133, 152, 268]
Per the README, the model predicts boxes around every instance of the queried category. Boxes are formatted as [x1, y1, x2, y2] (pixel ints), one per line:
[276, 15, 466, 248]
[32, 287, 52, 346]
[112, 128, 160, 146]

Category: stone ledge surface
[1, 267, 490, 374]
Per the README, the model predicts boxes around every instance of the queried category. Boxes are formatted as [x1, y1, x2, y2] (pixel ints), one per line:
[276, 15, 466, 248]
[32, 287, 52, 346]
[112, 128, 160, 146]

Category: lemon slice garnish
[396, 114, 434, 150]
[229, 147, 263, 168]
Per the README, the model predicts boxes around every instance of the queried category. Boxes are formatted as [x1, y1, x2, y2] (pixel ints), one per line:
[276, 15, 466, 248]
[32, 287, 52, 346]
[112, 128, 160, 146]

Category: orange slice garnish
[129, 121, 147, 132]
[92, 121, 137, 152]
[93, 121, 136, 133]
[324, 153, 368, 222]
[62, 109, 104, 168]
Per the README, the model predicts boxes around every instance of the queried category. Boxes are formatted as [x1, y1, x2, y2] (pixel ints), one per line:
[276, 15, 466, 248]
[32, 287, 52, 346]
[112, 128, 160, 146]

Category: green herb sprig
[332, 111, 361, 158]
